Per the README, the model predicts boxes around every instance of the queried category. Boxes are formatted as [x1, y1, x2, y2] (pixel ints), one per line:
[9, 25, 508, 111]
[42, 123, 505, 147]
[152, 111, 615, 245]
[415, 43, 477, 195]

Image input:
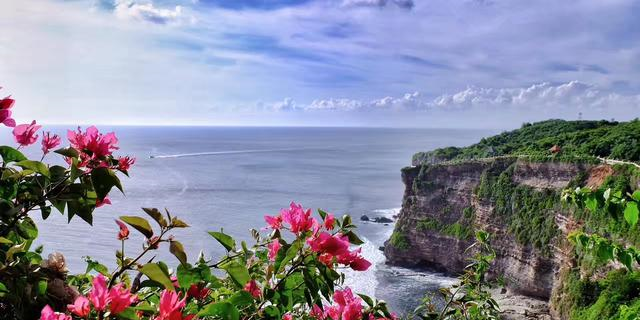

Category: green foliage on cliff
[417, 216, 474, 241]
[414, 119, 640, 164]
[475, 163, 559, 255]
[572, 168, 640, 247]
[555, 269, 640, 320]
[390, 230, 410, 250]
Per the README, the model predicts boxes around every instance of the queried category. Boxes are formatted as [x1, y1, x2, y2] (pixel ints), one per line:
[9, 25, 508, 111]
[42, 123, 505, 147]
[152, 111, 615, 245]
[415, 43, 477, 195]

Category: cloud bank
[267, 81, 640, 114]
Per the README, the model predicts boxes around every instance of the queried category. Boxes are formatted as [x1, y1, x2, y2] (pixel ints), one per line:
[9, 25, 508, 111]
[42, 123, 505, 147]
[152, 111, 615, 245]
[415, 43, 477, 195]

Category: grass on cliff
[414, 119, 640, 164]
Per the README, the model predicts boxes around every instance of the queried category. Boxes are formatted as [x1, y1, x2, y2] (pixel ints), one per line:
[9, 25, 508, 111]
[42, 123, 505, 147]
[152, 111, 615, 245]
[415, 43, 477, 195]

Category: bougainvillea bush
[0, 89, 403, 320]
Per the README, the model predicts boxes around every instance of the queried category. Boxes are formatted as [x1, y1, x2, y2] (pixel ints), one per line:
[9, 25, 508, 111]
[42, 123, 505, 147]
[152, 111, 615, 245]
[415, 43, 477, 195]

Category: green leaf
[318, 209, 327, 220]
[49, 165, 67, 182]
[17, 217, 38, 240]
[220, 260, 250, 286]
[0, 146, 26, 163]
[358, 294, 375, 307]
[169, 240, 188, 265]
[142, 208, 167, 228]
[278, 239, 302, 273]
[617, 249, 634, 271]
[41, 205, 52, 220]
[632, 191, 640, 202]
[119, 216, 154, 238]
[208, 231, 236, 252]
[624, 202, 639, 227]
[15, 160, 50, 177]
[177, 263, 219, 289]
[54, 147, 79, 158]
[0, 237, 12, 244]
[85, 257, 110, 276]
[198, 302, 239, 320]
[345, 231, 364, 245]
[171, 217, 189, 228]
[585, 194, 598, 212]
[139, 263, 174, 291]
[116, 307, 140, 320]
[91, 167, 123, 200]
[227, 291, 255, 307]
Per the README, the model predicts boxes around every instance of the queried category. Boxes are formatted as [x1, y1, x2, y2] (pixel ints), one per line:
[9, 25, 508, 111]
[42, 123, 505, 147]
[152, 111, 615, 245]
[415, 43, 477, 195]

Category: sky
[0, 0, 639, 128]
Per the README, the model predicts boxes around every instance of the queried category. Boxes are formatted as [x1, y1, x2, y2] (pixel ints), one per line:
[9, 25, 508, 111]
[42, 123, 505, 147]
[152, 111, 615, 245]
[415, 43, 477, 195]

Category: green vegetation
[417, 216, 474, 240]
[413, 119, 640, 164]
[390, 230, 410, 250]
[570, 169, 640, 246]
[554, 269, 640, 320]
[475, 163, 559, 255]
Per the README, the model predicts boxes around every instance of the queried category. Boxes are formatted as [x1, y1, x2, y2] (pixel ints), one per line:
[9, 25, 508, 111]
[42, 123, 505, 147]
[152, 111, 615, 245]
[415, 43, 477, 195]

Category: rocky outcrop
[384, 157, 599, 304]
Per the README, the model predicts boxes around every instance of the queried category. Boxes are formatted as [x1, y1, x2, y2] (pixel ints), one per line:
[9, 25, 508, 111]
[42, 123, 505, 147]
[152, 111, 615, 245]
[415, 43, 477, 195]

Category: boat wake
[150, 148, 327, 159]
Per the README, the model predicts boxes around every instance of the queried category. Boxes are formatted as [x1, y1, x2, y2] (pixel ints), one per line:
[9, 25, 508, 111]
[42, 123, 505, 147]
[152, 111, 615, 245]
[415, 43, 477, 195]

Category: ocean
[9, 126, 494, 314]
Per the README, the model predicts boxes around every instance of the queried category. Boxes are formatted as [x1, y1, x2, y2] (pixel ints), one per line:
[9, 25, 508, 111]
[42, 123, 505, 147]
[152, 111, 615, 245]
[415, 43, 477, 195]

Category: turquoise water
[10, 126, 494, 313]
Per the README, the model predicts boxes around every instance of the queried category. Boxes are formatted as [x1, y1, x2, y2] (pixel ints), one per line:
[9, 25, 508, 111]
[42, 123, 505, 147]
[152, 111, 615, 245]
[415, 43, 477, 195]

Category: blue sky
[0, 0, 639, 127]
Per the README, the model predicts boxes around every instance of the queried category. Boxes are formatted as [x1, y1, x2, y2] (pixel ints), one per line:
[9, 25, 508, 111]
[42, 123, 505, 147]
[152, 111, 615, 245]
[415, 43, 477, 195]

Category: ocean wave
[372, 208, 401, 218]
[342, 237, 385, 298]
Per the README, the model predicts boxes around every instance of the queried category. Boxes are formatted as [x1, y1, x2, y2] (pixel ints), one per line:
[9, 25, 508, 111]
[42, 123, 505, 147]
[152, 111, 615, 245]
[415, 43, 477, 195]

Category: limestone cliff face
[384, 158, 596, 300]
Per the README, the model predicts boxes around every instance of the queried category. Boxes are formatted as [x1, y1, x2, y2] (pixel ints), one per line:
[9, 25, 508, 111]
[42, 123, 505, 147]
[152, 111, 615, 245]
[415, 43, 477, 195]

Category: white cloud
[272, 98, 299, 111]
[268, 81, 640, 114]
[113, 0, 184, 24]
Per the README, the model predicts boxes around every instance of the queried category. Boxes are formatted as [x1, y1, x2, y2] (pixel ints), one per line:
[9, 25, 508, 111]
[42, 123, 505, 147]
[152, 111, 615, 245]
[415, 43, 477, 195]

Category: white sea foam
[372, 207, 401, 218]
[342, 237, 386, 298]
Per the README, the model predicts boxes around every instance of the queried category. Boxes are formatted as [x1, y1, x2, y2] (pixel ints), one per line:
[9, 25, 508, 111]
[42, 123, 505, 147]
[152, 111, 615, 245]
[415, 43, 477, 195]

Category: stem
[121, 239, 125, 267]
[108, 228, 170, 289]
[439, 285, 462, 320]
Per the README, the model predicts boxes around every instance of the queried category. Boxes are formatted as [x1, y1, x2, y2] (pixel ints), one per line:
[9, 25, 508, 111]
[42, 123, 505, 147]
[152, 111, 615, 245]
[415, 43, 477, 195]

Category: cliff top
[413, 119, 640, 165]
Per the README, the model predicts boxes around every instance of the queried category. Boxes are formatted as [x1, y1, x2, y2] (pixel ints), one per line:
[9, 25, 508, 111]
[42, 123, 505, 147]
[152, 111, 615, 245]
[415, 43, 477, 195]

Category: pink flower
[67, 296, 90, 317]
[154, 289, 187, 320]
[0, 96, 15, 110]
[336, 248, 371, 271]
[109, 283, 137, 315]
[307, 232, 350, 256]
[243, 279, 261, 298]
[68, 126, 119, 158]
[310, 304, 325, 320]
[324, 213, 335, 230]
[115, 219, 129, 240]
[348, 256, 371, 271]
[281, 202, 316, 234]
[318, 253, 334, 267]
[0, 96, 15, 128]
[41, 132, 61, 155]
[96, 197, 111, 208]
[268, 239, 281, 261]
[13, 120, 41, 146]
[264, 215, 283, 230]
[88, 274, 110, 311]
[40, 305, 71, 320]
[117, 156, 136, 171]
[283, 314, 293, 320]
[342, 301, 363, 320]
[331, 288, 363, 320]
[187, 284, 211, 300]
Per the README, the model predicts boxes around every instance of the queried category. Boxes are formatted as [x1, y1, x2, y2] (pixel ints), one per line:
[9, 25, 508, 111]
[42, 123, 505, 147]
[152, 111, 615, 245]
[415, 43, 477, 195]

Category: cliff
[384, 157, 608, 311]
